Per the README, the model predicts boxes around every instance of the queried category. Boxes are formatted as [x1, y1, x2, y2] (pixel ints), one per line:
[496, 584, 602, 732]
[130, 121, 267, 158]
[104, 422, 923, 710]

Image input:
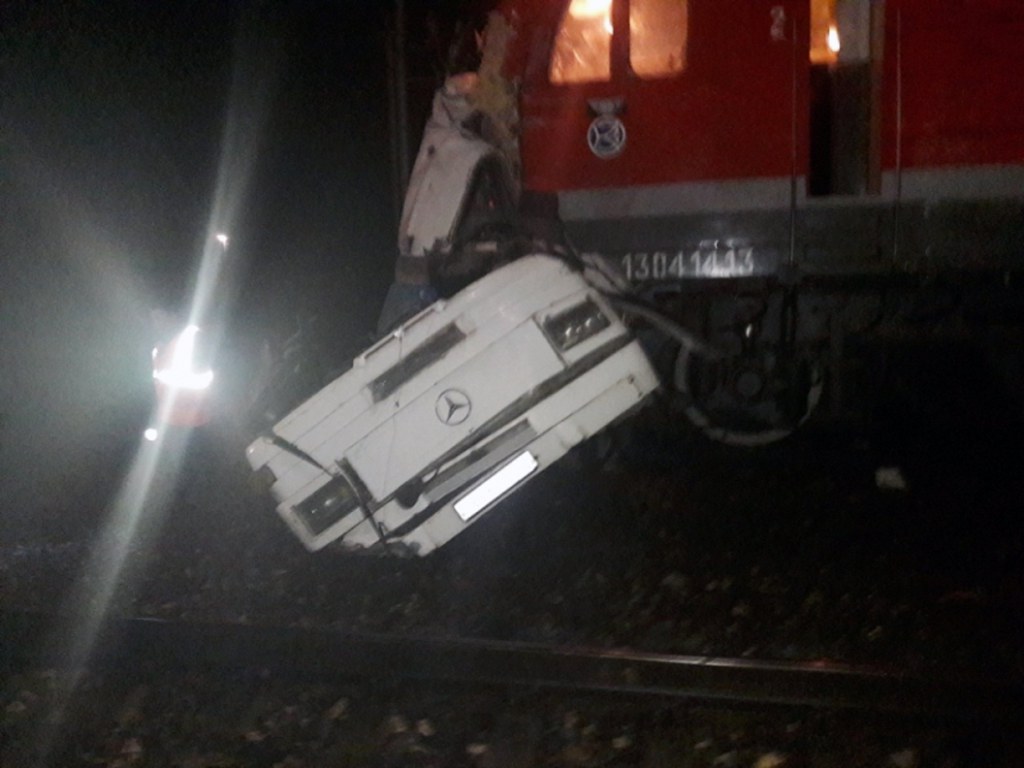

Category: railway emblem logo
[435, 389, 471, 425]
[587, 115, 626, 159]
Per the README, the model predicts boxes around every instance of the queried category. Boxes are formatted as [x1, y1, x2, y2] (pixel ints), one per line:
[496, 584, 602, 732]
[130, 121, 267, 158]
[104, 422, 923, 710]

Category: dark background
[2, 9, 1024, 762]
[0, 0, 473, 518]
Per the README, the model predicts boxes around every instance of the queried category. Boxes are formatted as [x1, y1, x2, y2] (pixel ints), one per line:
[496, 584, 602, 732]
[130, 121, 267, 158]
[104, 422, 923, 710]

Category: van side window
[550, 0, 614, 83]
[630, 0, 688, 77]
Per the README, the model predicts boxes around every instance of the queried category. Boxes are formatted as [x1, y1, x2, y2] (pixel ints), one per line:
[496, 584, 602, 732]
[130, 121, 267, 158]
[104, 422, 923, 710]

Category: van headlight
[153, 324, 214, 391]
[293, 476, 362, 536]
[541, 298, 611, 351]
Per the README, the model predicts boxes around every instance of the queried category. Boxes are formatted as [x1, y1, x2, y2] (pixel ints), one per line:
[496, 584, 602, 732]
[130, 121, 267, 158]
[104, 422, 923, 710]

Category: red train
[404, 0, 1024, 442]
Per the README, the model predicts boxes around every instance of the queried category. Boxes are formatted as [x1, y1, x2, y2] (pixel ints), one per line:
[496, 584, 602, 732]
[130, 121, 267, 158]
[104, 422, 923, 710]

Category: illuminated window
[550, 0, 613, 84]
[810, 0, 840, 65]
[630, 0, 687, 77]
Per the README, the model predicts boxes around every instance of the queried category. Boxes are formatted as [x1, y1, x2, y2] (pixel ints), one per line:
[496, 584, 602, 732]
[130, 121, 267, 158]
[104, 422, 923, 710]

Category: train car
[458, 0, 1024, 442]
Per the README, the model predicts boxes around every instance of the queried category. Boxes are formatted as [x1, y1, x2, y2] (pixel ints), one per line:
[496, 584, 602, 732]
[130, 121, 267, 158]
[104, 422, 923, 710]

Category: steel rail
[2, 610, 1021, 721]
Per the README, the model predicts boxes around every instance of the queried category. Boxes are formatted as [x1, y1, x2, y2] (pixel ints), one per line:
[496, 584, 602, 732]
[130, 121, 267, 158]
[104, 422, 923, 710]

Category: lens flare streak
[35, 12, 280, 760]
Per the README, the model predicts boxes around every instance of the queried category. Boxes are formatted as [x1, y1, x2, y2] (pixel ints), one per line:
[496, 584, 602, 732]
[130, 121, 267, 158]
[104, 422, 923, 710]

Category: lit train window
[810, 0, 839, 65]
[630, 0, 687, 77]
[812, 0, 871, 65]
[808, 0, 877, 196]
[550, 0, 613, 83]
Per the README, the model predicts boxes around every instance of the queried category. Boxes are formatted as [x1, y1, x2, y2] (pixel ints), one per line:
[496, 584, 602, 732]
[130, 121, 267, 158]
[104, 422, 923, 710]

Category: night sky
[0, 0, 468, 512]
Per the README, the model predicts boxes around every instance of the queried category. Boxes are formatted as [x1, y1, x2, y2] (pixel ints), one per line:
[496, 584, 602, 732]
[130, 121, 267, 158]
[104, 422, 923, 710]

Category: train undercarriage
[621, 271, 1023, 444]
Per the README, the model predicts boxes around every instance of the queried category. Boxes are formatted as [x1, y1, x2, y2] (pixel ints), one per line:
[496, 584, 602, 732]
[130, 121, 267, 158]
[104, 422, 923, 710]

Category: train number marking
[623, 248, 756, 280]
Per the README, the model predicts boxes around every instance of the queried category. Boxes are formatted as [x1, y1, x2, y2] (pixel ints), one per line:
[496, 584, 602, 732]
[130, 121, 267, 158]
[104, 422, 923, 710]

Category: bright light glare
[215, 232, 229, 248]
[33, 17, 275, 764]
[153, 324, 214, 391]
[39, 426, 189, 762]
[569, 0, 611, 20]
[827, 24, 841, 53]
[143, 427, 159, 442]
[454, 451, 538, 521]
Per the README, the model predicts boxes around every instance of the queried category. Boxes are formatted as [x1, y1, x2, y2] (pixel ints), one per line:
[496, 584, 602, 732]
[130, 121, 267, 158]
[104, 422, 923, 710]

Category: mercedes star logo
[435, 389, 471, 426]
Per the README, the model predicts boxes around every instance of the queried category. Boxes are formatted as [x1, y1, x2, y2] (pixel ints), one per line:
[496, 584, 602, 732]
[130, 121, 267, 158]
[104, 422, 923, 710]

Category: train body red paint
[478, 0, 1024, 439]
[505, 0, 1024, 189]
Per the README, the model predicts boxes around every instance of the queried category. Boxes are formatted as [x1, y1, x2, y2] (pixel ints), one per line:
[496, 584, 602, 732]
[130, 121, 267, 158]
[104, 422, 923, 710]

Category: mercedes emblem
[435, 389, 471, 425]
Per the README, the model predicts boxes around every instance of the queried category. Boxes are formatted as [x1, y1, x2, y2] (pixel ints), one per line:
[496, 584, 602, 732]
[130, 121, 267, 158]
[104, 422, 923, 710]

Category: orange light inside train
[827, 24, 841, 54]
[551, 0, 614, 83]
[810, 0, 839, 64]
[569, 0, 613, 34]
[568, 0, 611, 20]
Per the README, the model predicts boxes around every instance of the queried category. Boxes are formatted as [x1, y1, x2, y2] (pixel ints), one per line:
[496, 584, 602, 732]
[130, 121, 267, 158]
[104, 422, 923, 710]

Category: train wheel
[673, 345, 824, 446]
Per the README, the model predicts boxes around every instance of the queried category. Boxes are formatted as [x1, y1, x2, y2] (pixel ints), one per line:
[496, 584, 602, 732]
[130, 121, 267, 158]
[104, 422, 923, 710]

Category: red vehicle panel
[883, 1, 1024, 169]
[516, 0, 806, 191]
[498, 0, 1024, 195]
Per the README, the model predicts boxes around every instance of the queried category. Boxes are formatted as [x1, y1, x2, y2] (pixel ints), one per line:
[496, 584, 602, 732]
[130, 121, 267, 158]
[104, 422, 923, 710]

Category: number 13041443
[622, 247, 760, 280]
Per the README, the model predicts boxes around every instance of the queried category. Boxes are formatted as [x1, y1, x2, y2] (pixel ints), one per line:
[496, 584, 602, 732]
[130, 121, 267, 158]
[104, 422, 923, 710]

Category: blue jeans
[376, 282, 440, 336]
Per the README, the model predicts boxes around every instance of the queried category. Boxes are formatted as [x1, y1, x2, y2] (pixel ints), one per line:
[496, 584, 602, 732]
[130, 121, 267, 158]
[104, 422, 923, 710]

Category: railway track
[2, 610, 1021, 723]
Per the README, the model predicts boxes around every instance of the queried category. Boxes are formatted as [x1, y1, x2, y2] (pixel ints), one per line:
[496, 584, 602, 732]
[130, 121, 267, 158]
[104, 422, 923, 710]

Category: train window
[808, 0, 879, 196]
[550, 0, 613, 83]
[811, 0, 871, 65]
[810, 0, 839, 65]
[629, 0, 687, 77]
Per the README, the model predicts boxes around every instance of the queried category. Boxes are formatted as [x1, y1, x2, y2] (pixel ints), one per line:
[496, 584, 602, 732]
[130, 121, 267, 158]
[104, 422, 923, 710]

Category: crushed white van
[245, 254, 659, 555]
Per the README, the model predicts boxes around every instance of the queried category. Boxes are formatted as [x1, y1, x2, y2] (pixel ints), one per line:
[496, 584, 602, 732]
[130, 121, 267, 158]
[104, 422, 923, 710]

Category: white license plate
[453, 451, 539, 521]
